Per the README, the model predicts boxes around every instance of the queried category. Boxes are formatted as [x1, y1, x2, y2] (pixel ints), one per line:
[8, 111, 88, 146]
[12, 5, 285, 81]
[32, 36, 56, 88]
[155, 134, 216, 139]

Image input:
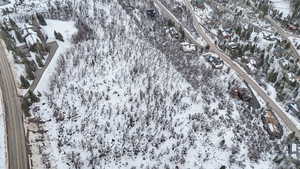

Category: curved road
[0, 39, 29, 169]
[154, 0, 300, 138]
[185, 0, 300, 138]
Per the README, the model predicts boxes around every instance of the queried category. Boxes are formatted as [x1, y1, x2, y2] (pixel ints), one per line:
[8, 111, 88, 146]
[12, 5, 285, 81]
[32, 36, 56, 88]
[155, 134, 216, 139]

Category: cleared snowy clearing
[35, 19, 77, 92]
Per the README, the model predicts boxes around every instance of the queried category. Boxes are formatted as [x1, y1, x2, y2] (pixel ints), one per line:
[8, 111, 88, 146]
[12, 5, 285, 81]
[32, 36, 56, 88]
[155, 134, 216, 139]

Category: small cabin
[288, 24, 298, 31]
[230, 87, 251, 102]
[261, 110, 283, 139]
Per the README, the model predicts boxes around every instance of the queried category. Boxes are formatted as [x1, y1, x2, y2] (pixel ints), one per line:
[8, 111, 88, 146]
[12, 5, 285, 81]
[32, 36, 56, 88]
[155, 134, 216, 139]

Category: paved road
[208, 0, 274, 34]
[209, 0, 300, 62]
[185, 0, 300, 138]
[0, 39, 29, 169]
[155, 0, 300, 138]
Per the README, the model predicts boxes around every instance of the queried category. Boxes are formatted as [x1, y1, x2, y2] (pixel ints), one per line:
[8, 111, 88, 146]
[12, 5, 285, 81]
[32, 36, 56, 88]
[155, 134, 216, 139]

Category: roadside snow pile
[0, 90, 7, 169]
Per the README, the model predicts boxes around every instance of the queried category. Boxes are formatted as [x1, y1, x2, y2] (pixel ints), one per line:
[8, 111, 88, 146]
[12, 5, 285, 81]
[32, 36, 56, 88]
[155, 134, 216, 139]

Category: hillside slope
[12, 0, 294, 169]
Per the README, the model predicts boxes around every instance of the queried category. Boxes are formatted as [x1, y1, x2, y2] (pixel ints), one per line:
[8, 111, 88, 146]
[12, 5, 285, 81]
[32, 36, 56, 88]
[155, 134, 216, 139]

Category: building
[222, 28, 233, 39]
[288, 24, 298, 31]
[204, 54, 224, 69]
[166, 27, 180, 39]
[180, 42, 197, 52]
[263, 34, 277, 41]
[230, 87, 251, 102]
[261, 110, 283, 139]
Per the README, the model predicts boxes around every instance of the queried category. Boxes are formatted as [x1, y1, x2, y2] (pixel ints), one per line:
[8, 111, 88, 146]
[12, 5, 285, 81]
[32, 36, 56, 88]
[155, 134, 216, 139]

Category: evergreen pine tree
[36, 13, 47, 26]
[9, 18, 17, 29]
[36, 55, 44, 67]
[21, 98, 31, 117]
[267, 71, 278, 83]
[54, 31, 64, 42]
[15, 29, 24, 43]
[20, 75, 30, 89]
[285, 42, 291, 49]
[25, 63, 35, 80]
[28, 90, 40, 103]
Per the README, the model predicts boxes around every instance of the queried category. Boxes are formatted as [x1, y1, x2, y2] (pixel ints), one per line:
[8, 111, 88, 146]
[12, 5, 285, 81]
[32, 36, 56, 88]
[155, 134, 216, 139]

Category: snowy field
[35, 19, 77, 92]
[0, 89, 7, 169]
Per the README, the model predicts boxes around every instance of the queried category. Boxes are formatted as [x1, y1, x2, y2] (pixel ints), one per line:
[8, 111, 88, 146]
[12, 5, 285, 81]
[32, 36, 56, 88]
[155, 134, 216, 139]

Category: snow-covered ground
[25, 0, 286, 169]
[35, 19, 77, 92]
[270, 0, 291, 17]
[25, 19, 77, 168]
[3, 18, 76, 96]
[266, 83, 300, 129]
[0, 0, 14, 9]
[0, 89, 8, 169]
[0, 0, 295, 168]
